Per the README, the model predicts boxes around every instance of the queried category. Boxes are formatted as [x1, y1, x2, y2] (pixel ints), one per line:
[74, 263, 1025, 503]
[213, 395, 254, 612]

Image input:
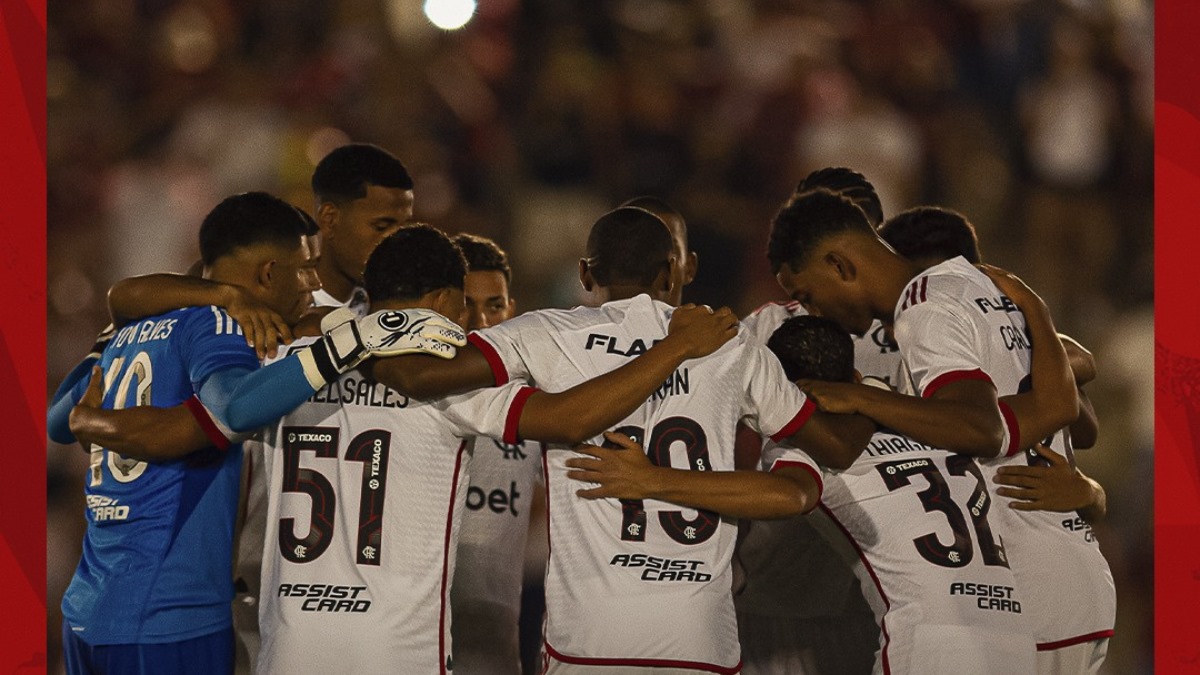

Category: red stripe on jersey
[770, 460, 823, 513]
[503, 386, 539, 445]
[1036, 629, 1114, 651]
[543, 642, 742, 674]
[998, 401, 1021, 456]
[468, 333, 509, 386]
[919, 276, 928, 303]
[439, 441, 468, 675]
[769, 397, 817, 442]
[183, 395, 230, 451]
[819, 504, 893, 675]
[921, 369, 993, 398]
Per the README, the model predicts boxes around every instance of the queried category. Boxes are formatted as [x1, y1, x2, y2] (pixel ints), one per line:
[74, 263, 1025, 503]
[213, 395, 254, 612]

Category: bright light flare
[423, 0, 476, 30]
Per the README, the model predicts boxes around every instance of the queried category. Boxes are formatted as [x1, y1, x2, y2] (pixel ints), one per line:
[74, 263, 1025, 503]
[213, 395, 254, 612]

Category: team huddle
[48, 144, 1115, 675]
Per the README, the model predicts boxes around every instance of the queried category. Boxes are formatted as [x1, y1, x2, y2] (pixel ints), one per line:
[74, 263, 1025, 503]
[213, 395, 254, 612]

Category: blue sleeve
[180, 306, 261, 391]
[199, 354, 321, 433]
[47, 362, 92, 445]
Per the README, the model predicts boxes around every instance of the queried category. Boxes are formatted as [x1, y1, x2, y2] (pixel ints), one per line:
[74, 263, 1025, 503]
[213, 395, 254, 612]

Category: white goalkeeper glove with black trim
[297, 307, 467, 389]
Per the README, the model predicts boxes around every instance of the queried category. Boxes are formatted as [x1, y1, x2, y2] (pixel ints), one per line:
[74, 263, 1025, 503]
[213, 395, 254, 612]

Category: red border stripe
[502, 386, 539, 445]
[921, 368, 993, 399]
[770, 397, 817, 442]
[819, 504, 891, 674]
[1036, 629, 1115, 652]
[438, 441, 468, 675]
[998, 400, 1020, 457]
[543, 642, 741, 674]
[183, 395, 231, 451]
[467, 333, 509, 386]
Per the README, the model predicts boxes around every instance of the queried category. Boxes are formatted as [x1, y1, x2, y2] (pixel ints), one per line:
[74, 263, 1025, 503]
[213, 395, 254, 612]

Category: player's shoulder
[741, 300, 805, 344]
[896, 257, 986, 315]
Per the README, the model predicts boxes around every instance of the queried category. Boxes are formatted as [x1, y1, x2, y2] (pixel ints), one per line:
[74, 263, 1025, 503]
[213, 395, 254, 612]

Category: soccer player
[875, 205, 1106, 522]
[618, 196, 699, 306]
[45, 192, 457, 675]
[763, 313, 1036, 674]
[448, 233, 539, 675]
[249, 224, 740, 673]
[769, 190, 1115, 674]
[378, 207, 873, 673]
[309, 143, 415, 316]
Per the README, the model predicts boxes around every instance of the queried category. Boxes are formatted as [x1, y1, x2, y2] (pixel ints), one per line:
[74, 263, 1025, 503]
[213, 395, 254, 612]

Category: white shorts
[1036, 638, 1109, 675]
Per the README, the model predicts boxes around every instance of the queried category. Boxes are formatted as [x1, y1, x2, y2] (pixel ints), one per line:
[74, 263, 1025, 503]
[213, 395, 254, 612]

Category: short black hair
[453, 233, 512, 283]
[619, 196, 683, 223]
[795, 167, 884, 228]
[311, 143, 414, 204]
[877, 206, 982, 265]
[767, 188, 874, 274]
[585, 207, 674, 287]
[198, 192, 318, 266]
[363, 223, 466, 303]
[767, 315, 856, 383]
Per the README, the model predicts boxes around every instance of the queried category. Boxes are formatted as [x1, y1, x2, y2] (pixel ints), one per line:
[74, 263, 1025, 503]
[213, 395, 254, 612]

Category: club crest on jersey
[492, 439, 528, 460]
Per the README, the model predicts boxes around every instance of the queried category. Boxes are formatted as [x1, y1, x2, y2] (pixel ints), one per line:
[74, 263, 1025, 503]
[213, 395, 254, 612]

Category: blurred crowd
[47, 0, 1153, 673]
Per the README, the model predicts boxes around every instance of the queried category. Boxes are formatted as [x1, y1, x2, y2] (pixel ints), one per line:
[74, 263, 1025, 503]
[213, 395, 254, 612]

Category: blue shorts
[62, 620, 234, 675]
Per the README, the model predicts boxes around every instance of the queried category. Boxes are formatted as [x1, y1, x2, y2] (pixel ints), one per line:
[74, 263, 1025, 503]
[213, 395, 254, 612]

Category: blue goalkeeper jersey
[61, 305, 259, 645]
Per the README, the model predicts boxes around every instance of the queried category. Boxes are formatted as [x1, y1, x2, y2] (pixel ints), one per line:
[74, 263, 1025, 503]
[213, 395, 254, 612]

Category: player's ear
[257, 259, 276, 290]
[656, 257, 678, 296]
[683, 251, 699, 286]
[578, 258, 595, 292]
[315, 202, 339, 236]
[825, 251, 857, 282]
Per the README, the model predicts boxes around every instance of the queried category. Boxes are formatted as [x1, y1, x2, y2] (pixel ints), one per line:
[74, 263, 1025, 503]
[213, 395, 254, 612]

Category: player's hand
[565, 431, 660, 500]
[976, 264, 1046, 315]
[665, 304, 739, 359]
[68, 365, 105, 452]
[794, 379, 866, 415]
[225, 288, 293, 360]
[314, 306, 468, 373]
[86, 323, 117, 360]
[993, 444, 1097, 512]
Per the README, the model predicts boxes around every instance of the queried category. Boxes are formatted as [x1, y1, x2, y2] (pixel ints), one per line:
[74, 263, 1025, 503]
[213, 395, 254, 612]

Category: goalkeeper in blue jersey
[46, 192, 464, 675]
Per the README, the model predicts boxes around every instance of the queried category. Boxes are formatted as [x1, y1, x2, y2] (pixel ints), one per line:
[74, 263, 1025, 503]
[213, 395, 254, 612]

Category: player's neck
[316, 257, 357, 303]
[874, 251, 922, 320]
[591, 285, 668, 306]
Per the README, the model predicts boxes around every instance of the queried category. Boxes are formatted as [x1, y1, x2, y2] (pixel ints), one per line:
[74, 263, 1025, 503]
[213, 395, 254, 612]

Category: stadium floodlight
[423, 0, 476, 30]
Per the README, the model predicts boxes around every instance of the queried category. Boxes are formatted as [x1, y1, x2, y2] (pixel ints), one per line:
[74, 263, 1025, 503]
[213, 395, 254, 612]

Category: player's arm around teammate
[566, 430, 823, 519]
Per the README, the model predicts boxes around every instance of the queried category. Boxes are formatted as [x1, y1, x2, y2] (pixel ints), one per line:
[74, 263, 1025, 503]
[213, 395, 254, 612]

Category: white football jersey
[232, 288, 370, 675]
[450, 435, 542, 675]
[891, 257, 1115, 649]
[252, 336, 536, 675]
[471, 294, 816, 672]
[810, 429, 1037, 674]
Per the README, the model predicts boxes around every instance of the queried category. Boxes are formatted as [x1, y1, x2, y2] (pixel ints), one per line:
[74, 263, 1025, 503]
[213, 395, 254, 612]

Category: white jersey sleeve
[468, 312, 556, 385]
[739, 342, 817, 442]
[434, 381, 539, 446]
[759, 441, 823, 513]
[893, 278, 993, 398]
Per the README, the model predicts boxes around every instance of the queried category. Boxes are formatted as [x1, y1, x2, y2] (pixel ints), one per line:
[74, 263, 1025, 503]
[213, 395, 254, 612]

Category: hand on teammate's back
[225, 287, 294, 360]
[794, 379, 866, 415]
[328, 307, 468, 365]
[68, 365, 105, 453]
[665, 303, 739, 359]
[565, 431, 657, 500]
[975, 263, 1046, 313]
[993, 443, 1100, 513]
